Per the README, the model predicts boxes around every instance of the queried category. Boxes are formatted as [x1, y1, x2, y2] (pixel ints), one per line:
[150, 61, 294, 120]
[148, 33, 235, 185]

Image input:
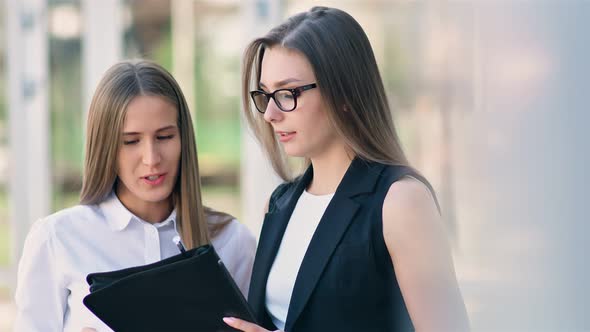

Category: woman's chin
[283, 145, 306, 158]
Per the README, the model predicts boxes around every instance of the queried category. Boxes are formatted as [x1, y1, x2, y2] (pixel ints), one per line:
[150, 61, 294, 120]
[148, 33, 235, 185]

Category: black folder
[83, 244, 256, 332]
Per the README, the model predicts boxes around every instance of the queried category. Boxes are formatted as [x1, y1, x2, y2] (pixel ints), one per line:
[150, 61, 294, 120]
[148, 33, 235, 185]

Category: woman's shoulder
[25, 204, 101, 244]
[47, 203, 100, 220]
[382, 177, 442, 242]
[211, 218, 255, 245]
[205, 207, 254, 245]
[384, 177, 436, 211]
[210, 218, 257, 269]
[378, 163, 439, 209]
[266, 180, 299, 213]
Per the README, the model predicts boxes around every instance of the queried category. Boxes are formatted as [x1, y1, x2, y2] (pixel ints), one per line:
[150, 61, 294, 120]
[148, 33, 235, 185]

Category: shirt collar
[153, 210, 177, 229]
[99, 191, 177, 231]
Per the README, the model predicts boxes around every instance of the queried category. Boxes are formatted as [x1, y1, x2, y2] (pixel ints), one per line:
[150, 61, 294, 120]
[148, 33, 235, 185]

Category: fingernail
[223, 317, 235, 324]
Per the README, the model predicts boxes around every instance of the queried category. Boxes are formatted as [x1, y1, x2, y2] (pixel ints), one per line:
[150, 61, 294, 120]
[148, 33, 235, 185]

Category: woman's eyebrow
[259, 78, 302, 89]
[122, 125, 177, 136]
[155, 125, 177, 132]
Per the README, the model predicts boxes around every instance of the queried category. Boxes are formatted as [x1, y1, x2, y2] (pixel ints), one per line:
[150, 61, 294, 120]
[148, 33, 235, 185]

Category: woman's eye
[157, 135, 174, 140]
[123, 140, 139, 145]
[278, 92, 293, 100]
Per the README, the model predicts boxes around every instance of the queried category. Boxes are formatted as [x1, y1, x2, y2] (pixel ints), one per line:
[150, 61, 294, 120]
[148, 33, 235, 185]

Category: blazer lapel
[248, 167, 313, 323]
[284, 158, 386, 331]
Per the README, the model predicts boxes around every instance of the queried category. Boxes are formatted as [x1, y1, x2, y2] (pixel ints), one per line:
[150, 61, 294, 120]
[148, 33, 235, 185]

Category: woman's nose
[263, 98, 284, 123]
[142, 141, 162, 166]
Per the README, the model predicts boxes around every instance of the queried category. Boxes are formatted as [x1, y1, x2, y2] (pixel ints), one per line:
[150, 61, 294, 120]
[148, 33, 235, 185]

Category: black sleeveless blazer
[248, 158, 432, 332]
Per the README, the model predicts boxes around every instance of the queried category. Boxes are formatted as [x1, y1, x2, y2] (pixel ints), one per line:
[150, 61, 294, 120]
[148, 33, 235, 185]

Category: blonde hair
[242, 7, 409, 180]
[80, 59, 231, 248]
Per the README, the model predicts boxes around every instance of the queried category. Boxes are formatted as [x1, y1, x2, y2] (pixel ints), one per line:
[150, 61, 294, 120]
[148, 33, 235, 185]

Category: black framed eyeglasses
[249, 83, 317, 113]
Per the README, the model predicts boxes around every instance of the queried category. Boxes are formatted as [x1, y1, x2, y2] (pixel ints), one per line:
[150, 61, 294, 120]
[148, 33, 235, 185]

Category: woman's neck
[115, 186, 173, 224]
[307, 145, 354, 195]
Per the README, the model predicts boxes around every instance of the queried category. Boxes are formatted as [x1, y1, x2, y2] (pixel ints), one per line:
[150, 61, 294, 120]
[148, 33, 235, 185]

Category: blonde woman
[14, 60, 256, 332]
[224, 6, 469, 332]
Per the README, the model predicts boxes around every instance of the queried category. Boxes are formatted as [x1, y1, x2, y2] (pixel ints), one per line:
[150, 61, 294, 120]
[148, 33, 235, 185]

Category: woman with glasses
[224, 6, 469, 332]
[14, 60, 256, 332]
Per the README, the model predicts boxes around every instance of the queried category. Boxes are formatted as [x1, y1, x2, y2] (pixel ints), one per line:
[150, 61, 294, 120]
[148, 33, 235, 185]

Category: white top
[265, 190, 334, 330]
[14, 192, 257, 332]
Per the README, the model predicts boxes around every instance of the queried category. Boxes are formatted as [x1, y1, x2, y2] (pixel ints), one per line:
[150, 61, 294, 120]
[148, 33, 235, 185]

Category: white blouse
[14, 192, 257, 332]
[265, 190, 334, 330]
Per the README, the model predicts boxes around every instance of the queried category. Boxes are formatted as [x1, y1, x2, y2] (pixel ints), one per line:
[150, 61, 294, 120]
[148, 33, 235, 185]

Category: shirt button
[144, 224, 156, 234]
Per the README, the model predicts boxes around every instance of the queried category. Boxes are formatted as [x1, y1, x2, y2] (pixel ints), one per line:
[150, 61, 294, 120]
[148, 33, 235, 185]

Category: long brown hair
[242, 6, 409, 180]
[80, 60, 231, 248]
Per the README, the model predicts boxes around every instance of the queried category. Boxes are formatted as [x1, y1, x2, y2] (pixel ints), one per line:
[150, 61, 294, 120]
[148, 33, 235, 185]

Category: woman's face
[115, 95, 181, 213]
[259, 46, 341, 158]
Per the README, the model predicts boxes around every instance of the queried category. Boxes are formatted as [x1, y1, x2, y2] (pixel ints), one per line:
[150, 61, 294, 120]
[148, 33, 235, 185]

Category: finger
[223, 317, 267, 332]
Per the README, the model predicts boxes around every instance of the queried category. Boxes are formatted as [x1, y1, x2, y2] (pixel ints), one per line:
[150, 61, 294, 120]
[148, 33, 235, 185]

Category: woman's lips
[277, 131, 296, 142]
[142, 173, 166, 186]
